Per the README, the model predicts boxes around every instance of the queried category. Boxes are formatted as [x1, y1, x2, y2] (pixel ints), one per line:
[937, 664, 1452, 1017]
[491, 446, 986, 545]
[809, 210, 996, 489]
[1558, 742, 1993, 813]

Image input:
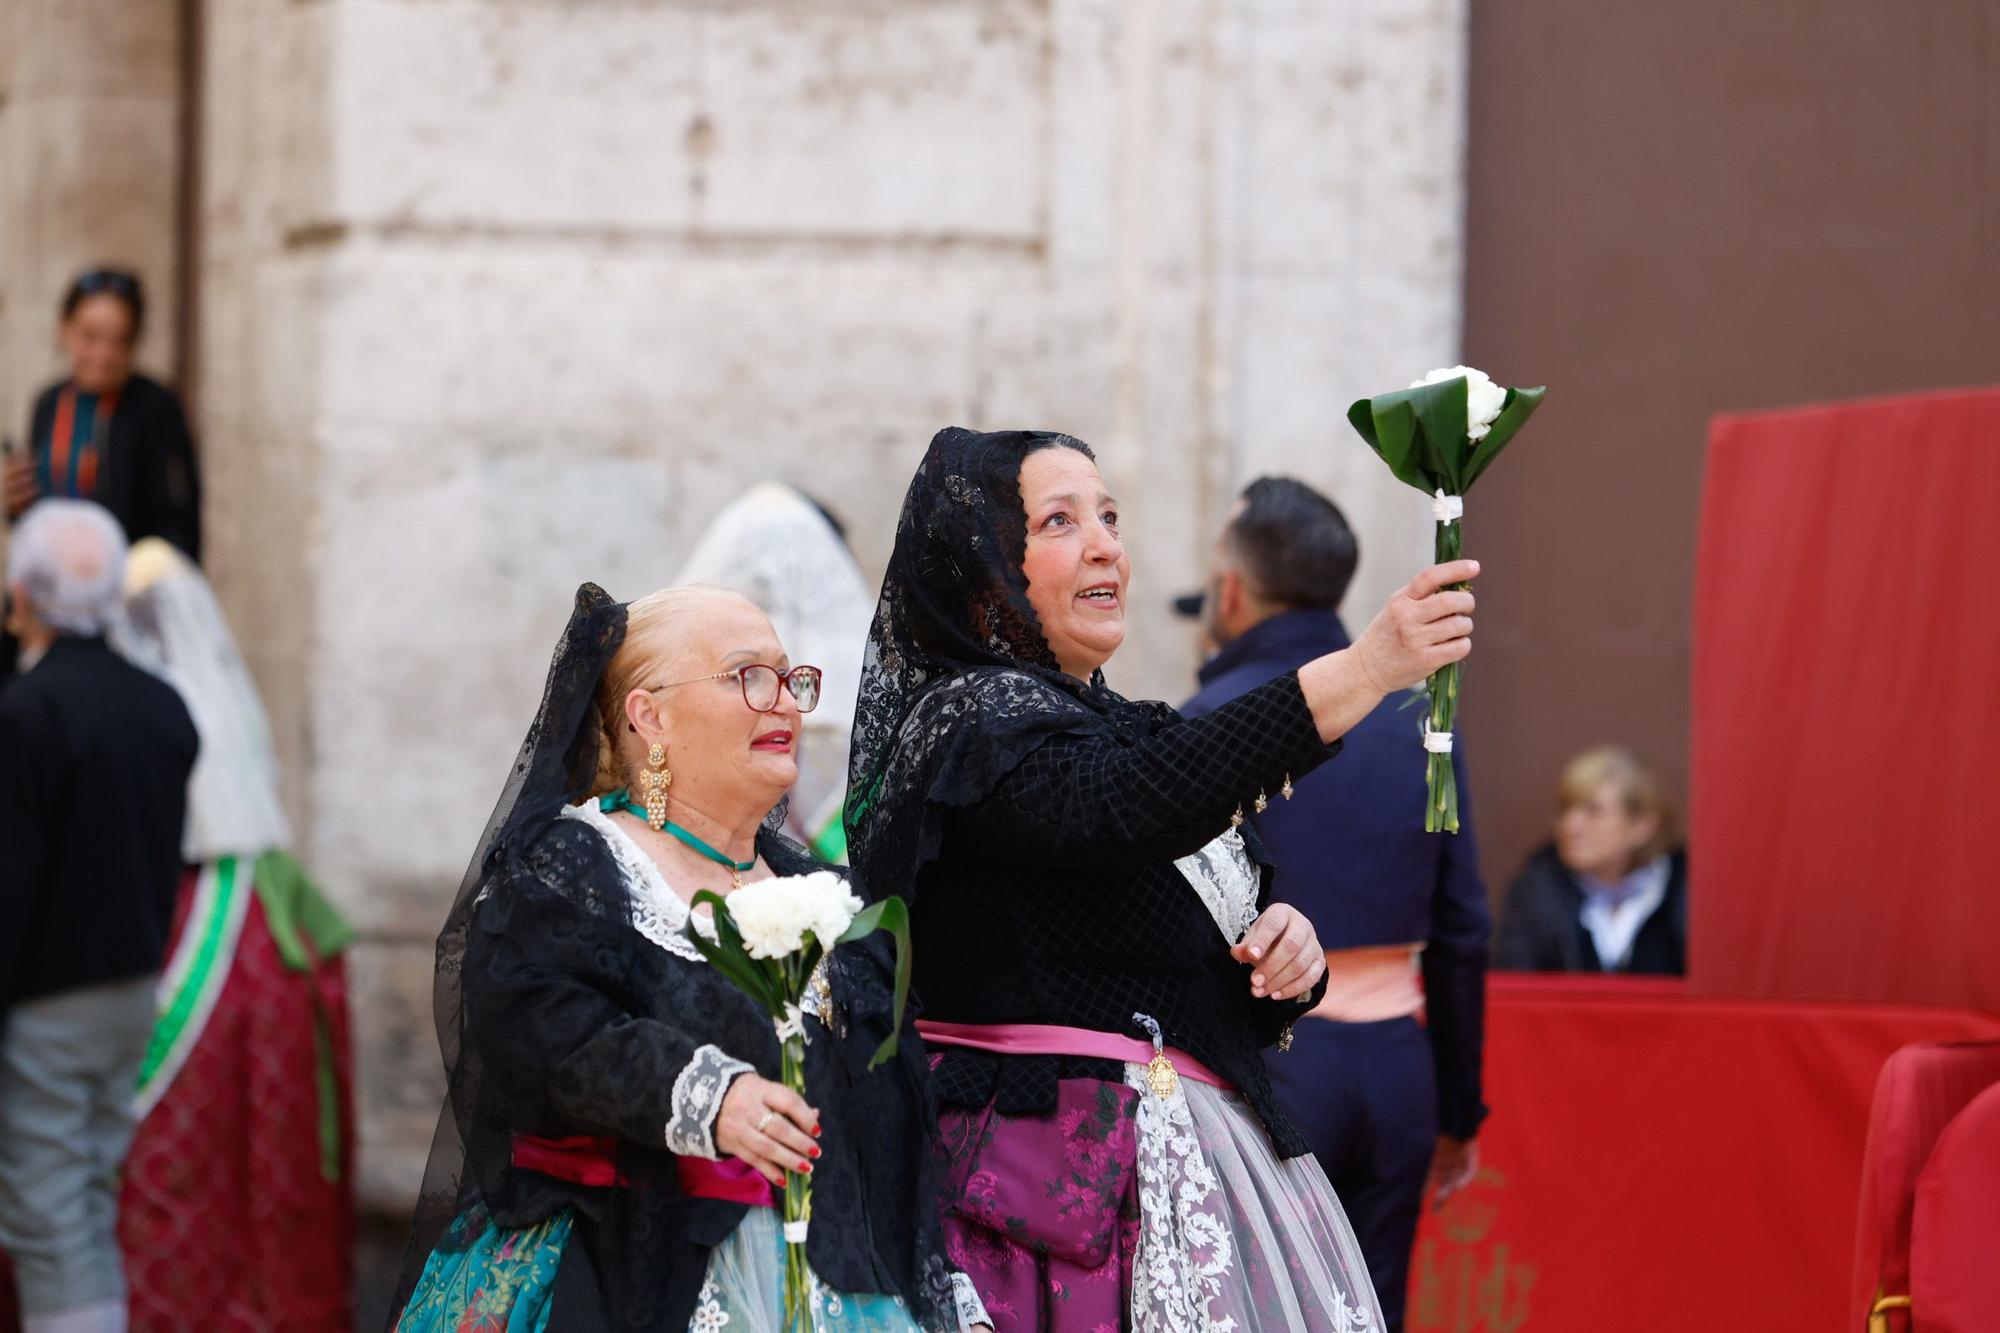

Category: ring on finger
[755, 1109, 776, 1135]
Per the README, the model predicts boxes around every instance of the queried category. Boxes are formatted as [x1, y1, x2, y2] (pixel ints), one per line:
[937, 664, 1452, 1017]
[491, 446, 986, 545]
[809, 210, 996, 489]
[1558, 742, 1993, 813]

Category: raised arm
[945, 558, 1482, 871]
[943, 671, 1337, 868]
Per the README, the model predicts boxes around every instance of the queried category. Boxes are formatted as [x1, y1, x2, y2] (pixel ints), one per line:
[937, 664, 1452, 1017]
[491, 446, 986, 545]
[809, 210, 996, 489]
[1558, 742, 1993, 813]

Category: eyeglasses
[646, 663, 822, 714]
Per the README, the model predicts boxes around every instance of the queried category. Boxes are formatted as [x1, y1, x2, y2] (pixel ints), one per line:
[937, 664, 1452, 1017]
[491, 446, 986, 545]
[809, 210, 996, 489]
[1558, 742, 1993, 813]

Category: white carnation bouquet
[685, 871, 911, 1332]
[1348, 366, 1545, 832]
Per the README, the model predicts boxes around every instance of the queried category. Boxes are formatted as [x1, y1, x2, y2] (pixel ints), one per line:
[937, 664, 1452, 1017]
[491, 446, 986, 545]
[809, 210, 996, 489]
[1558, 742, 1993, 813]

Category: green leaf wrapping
[1346, 372, 1546, 833]
[1347, 376, 1546, 498]
[1464, 385, 1546, 488]
[835, 897, 913, 1069]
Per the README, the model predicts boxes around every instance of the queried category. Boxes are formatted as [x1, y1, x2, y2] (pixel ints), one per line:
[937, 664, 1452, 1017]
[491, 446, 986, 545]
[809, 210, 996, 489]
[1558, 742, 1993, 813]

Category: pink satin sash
[916, 1019, 1236, 1091]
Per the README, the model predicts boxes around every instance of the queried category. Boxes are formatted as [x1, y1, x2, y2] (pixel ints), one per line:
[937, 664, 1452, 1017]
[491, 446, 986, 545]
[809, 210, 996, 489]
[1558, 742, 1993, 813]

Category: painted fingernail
[812, 1124, 823, 1137]
[801, 1162, 814, 1174]
[809, 1146, 821, 1159]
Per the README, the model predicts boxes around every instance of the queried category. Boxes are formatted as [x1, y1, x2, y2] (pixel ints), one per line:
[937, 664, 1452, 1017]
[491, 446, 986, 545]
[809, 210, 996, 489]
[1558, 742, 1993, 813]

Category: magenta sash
[511, 1133, 773, 1207]
[676, 1156, 776, 1208]
[916, 1019, 1236, 1092]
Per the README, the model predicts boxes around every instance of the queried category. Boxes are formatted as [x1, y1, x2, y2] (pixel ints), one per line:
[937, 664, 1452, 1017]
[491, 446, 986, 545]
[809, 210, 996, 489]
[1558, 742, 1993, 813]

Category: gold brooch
[1132, 1012, 1180, 1100]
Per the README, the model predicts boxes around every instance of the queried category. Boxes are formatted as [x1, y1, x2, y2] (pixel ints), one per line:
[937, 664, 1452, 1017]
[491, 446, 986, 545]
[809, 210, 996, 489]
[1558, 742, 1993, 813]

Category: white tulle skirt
[1121, 1063, 1383, 1332]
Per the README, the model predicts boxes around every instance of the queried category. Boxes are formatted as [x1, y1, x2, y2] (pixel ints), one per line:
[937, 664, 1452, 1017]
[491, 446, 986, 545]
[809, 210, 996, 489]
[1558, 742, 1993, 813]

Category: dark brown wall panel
[1460, 2, 1999, 905]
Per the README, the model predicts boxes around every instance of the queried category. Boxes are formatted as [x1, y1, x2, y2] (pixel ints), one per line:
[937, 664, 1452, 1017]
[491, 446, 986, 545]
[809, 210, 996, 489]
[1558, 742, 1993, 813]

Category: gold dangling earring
[640, 743, 671, 831]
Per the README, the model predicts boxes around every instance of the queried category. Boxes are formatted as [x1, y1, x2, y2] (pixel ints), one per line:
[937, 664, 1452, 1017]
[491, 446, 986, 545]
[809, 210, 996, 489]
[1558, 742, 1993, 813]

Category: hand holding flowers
[1347, 366, 1545, 832]
[685, 870, 911, 1333]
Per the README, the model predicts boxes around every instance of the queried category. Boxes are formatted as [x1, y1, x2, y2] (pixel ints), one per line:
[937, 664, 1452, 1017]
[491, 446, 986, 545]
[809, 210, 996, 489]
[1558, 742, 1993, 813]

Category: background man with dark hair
[1181, 476, 1490, 1333]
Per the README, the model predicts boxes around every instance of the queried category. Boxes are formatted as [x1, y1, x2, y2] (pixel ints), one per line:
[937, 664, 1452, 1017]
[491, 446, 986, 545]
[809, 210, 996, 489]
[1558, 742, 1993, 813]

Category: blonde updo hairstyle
[590, 586, 731, 800]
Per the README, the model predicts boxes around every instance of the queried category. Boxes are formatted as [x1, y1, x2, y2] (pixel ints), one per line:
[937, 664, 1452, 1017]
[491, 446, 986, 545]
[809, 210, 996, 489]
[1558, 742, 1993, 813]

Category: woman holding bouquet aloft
[847, 429, 1480, 1331]
[392, 583, 989, 1332]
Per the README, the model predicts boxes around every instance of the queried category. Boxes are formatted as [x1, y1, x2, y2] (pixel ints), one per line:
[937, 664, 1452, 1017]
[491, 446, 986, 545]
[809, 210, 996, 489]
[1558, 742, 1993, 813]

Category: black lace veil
[844, 427, 1177, 906]
[394, 582, 628, 1310]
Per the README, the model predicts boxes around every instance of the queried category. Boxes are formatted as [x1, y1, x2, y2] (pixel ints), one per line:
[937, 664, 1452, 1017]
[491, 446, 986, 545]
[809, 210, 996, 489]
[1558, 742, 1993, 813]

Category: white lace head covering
[113, 538, 291, 861]
[671, 483, 873, 842]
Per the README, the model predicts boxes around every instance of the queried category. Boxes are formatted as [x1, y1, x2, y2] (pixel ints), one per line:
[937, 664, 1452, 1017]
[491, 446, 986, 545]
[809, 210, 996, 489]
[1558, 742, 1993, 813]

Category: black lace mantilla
[845, 430, 1339, 1158]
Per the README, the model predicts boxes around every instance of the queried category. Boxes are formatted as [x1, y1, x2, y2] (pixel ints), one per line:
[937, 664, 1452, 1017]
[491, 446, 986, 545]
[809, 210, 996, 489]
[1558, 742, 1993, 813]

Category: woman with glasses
[847, 428, 1481, 1331]
[393, 583, 989, 1331]
[4, 268, 202, 562]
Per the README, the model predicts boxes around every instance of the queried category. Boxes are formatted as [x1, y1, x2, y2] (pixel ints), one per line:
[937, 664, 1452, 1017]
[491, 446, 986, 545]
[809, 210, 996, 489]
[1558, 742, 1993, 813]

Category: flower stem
[1428, 514, 1465, 834]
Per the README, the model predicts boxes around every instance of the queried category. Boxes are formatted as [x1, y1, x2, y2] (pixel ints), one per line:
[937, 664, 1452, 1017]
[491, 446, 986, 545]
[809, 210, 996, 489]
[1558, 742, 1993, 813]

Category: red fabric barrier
[1912, 1082, 2000, 1333]
[1689, 388, 2000, 1011]
[1849, 1040, 2000, 1330]
[1410, 977, 2000, 1333]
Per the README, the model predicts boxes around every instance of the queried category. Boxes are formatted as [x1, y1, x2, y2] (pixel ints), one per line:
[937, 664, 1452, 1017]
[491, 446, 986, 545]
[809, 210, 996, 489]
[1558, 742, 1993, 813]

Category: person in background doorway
[1181, 476, 1490, 1333]
[0, 501, 198, 1333]
[5, 268, 202, 561]
[1494, 746, 1687, 975]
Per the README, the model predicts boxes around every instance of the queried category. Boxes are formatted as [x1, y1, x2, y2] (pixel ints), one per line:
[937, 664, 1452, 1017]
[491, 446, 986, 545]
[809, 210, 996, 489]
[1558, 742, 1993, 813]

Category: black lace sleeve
[942, 671, 1337, 870]
[464, 880, 725, 1149]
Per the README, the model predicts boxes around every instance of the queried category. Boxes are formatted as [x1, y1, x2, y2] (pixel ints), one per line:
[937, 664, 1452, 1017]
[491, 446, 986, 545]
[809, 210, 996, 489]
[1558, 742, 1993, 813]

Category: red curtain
[1689, 388, 2000, 1011]
[1410, 977, 2000, 1333]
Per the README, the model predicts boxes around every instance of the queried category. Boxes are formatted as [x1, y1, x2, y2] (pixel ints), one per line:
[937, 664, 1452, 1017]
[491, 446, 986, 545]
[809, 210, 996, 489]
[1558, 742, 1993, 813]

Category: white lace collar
[560, 800, 716, 963]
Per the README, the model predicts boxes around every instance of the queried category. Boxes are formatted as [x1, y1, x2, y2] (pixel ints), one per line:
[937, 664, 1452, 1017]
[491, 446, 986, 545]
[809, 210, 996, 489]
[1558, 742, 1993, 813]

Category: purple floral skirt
[934, 1070, 1381, 1332]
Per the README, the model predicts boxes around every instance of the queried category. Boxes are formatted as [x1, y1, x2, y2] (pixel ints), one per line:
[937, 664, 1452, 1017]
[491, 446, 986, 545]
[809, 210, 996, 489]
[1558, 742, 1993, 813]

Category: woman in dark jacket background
[5, 267, 202, 562]
[1494, 746, 1688, 975]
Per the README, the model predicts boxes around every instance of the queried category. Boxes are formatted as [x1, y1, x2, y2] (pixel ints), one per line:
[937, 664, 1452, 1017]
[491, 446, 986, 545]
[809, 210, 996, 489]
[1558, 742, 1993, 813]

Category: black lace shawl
[844, 430, 1338, 1157]
[392, 585, 959, 1330]
[846, 428, 1179, 899]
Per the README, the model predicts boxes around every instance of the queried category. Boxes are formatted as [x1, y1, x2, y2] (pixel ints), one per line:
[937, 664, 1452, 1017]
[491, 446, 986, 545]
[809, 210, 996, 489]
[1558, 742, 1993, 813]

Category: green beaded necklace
[599, 789, 757, 887]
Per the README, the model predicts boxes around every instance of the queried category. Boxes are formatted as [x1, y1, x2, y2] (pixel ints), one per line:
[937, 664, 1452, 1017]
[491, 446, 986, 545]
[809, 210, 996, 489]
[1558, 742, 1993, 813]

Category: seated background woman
[846, 428, 1482, 1331]
[394, 583, 986, 1331]
[1494, 746, 1687, 975]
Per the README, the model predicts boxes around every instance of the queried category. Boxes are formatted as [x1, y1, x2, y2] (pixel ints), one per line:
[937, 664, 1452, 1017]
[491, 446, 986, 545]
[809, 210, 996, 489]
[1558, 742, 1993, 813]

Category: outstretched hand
[1348, 559, 1480, 697]
[1230, 903, 1324, 1002]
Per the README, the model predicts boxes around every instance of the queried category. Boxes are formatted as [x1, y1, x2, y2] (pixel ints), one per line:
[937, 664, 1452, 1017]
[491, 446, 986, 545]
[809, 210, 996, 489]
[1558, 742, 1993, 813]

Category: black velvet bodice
[908, 671, 1339, 1158]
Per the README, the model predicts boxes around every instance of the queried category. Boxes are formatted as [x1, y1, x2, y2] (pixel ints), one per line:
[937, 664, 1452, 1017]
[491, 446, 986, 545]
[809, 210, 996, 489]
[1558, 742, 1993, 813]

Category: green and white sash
[134, 855, 252, 1119]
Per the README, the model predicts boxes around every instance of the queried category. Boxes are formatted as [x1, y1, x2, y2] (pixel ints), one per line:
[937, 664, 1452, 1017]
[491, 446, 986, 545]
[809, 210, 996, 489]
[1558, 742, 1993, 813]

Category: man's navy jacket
[1183, 607, 1489, 1138]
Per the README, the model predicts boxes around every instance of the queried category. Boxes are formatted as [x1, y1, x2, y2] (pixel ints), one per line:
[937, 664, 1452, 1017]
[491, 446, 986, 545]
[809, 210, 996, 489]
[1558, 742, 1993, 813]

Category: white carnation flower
[1411, 364, 1508, 441]
[726, 871, 861, 959]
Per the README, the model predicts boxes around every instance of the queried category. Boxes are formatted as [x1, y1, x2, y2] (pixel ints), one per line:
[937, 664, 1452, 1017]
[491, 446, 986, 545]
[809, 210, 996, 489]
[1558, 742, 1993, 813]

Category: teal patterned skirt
[396, 1202, 570, 1333]
[398, 1204, 931, 1332]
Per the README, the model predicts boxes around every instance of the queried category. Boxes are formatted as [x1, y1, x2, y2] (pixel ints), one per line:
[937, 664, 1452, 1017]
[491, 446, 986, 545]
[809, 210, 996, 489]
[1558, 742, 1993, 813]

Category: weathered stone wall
[0, 0, 181, 469]
[190, 0, 1469, 1224]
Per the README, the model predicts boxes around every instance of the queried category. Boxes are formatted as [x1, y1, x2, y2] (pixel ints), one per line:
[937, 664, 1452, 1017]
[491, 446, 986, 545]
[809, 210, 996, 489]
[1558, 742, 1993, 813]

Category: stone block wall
[188, 0, 1470, 1228]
